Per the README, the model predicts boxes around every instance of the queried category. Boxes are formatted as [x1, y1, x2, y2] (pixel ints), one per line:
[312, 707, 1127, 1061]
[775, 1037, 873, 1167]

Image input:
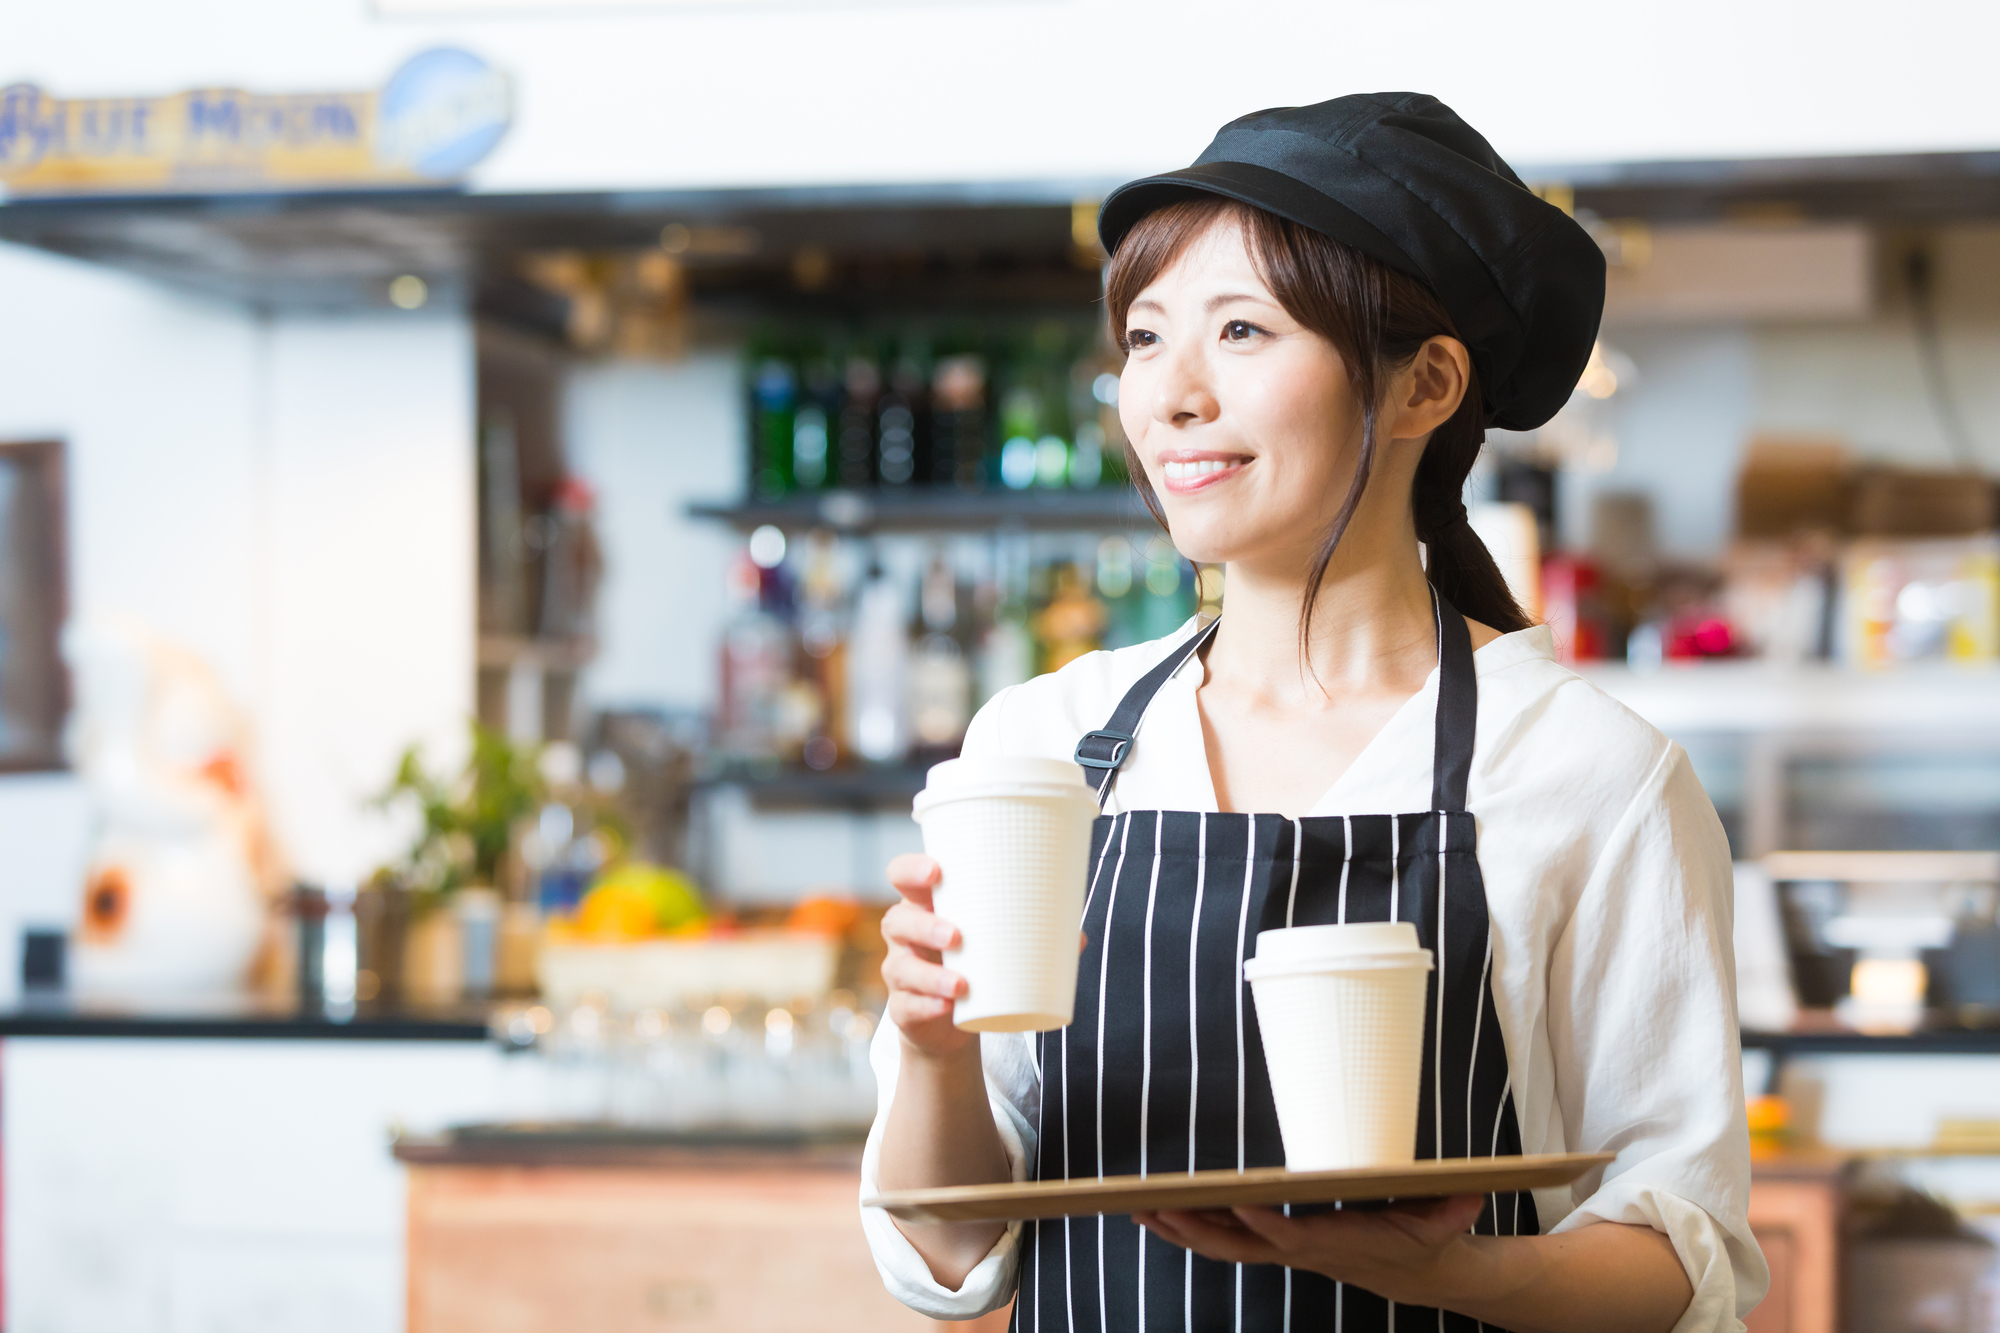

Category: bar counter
[392, 1121, 865, 1166]
[0, 992, 492, 1040]
[391, 1122, 1001, 1333]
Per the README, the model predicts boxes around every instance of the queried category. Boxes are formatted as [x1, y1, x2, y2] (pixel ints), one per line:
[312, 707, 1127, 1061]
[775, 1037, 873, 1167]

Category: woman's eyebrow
[1204, 292, 1271, 313]
[1129, 292, 1273, 318]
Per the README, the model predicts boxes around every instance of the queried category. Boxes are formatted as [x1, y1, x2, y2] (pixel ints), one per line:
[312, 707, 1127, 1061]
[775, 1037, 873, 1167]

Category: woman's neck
[1204, 529, 1439, 709]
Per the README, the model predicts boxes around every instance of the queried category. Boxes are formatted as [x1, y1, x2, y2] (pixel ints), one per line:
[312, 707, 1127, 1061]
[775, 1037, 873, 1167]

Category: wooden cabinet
[401, 1141, 1010, 1333]
[1745, 1157, 1844, 1333]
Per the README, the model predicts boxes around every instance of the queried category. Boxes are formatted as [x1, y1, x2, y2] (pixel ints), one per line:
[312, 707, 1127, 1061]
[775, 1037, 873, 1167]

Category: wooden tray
[865, 1152, 1612, 1223]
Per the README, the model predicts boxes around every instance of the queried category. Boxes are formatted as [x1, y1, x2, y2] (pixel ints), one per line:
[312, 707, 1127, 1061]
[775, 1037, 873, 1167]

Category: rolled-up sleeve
[858, 684, 1039, 1319]
[1543, 745, 1769, 1331]
[858, 1017, 1039, 1318]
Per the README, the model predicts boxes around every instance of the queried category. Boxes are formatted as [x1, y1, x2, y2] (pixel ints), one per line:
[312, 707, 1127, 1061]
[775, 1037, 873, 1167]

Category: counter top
[1576, 660, 2000, 735]
[1742, 1025, 2000, 1056]
[0, 993, 492, 1040]
[394, 1123, 868, 1169]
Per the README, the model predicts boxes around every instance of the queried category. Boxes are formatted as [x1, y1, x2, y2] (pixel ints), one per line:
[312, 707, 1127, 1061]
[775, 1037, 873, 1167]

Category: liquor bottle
[795, 530, 847, 770]
[1071, 422, 1105, 489]
[909, 550, 972, 756]
[1134, 537, 1197, 642]
[838, 355, 882, 489]
[996, 357, 1043, 491]
[793, 344, 840, 492]
[977, 535, 1036, 701]
[846, 558, 910, 762]
[537, 476, 602, 642]
[718, 551, 793, 759]
[1096, 536, 1142, 648]
[748, 355, 797, 499]
[877, 348, 926, 489]
[1033, 562, 1108, 673]
[979, 598, 1035, 701]
[1077, 344, 1131, 487]
[930, 352, 987, 490]
[1029, 322, 1076, 489]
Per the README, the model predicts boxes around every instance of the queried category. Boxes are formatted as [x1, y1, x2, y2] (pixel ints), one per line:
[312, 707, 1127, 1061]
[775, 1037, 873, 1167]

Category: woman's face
[1118, 219, 1365, 571]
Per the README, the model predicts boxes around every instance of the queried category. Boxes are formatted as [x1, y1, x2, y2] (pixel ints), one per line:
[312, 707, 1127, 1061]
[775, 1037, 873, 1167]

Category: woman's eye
[1123, 329, 1159, 352]
[1223, 320, 1263, 342]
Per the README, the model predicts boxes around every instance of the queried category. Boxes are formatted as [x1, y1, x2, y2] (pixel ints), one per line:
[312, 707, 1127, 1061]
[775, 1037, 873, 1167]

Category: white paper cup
[911, 757, 1099, 1032]
[1243, 922, 1434, 1171]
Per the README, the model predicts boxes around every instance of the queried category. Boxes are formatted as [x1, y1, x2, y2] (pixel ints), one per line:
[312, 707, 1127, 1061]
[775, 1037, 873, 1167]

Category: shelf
[17, 153, 2000, 314]
[688, 488, 1156, 535]
[394, 1122, 867, 1169]
[699, 763, 929, 811]
[0, 182, 1108, 318]
[0, 994, 493, 1041]
[1576, 661, 2000, 736]
[1742, 1026, 2000, 1057]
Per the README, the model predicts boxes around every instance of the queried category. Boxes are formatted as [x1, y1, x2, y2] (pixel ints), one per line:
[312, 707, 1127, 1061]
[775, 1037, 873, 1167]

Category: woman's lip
[1159, 457, 1249, 494]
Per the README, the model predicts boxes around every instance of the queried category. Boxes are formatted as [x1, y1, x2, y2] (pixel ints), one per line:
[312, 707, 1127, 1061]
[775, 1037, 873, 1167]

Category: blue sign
[375, 48, 513, 180]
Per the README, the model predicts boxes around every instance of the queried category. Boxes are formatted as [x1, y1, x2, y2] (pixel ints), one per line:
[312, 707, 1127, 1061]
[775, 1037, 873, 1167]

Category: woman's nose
[1150, 343, 1219, 427]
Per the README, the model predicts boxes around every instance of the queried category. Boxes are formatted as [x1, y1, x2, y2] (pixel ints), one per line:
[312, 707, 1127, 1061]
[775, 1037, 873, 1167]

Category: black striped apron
[1013, 591, 1535, 1333]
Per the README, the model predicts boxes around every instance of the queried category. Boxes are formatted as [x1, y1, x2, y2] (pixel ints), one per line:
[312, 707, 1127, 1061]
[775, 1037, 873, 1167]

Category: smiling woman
[1105, 195, 1531, 647]
[862, 92, 1762, 1333]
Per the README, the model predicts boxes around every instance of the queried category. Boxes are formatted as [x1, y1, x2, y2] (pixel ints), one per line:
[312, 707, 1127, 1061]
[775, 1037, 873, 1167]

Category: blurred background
[8, 2, 2000, 1330]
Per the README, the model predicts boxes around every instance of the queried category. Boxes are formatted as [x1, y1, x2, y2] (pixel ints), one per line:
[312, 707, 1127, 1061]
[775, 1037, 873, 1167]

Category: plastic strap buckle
[1073, 728, 1136, 772]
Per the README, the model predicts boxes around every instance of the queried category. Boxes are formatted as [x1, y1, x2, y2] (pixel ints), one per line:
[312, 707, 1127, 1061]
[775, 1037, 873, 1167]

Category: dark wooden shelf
[688, 487, 1155, 534]
[1742, 1026, 2000, 1057]
[0, 994, 493, 1040]
[15, 154, 2000, 316]
[698, 763, 930, 811]
[395, 1123, 868, 1168]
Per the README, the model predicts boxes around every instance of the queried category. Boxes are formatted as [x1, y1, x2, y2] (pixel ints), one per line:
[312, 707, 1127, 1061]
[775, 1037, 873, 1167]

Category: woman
[862, 93, 1763, 1333]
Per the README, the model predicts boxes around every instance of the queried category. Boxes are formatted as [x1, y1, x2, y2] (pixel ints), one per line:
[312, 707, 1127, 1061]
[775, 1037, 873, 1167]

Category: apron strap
[1073, 616, 1220, 807]
[1430, 587, 1478, 814]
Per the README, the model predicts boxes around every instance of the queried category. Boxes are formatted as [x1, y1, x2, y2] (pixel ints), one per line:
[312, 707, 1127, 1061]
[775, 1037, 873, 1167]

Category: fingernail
[931, 926, 954, 948]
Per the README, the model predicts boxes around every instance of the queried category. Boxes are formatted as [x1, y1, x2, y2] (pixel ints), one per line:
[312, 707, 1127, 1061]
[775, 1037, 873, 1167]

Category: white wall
[6, 0, 2000, 198]
[261, 311, 475, 885]
[1562, 325, 1756, 558]
[1751, 227, 2000, 471]
[0, 244, 262, 979]
[564, 353, 739, 714]
[0, 246, 263, 704]
[0, 242, 473, 969]
[1570, 226, 2000, 559]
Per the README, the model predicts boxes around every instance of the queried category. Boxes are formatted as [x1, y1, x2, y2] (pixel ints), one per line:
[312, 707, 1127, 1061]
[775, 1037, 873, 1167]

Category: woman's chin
[1151, 512, 1238, 567]
[1157, 502, 1334, 571]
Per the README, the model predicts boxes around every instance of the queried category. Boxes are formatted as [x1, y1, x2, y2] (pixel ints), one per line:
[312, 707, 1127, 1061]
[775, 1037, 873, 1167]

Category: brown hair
[1105, 195, 1532, 646]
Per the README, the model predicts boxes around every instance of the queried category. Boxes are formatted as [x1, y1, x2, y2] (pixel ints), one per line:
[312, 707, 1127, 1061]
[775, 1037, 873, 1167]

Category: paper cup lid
[924, 757, 1089, 790]
[1243, 949, 1432, 980]
[1254, 922, 1422, 962]
[911, 756, 1097, 820]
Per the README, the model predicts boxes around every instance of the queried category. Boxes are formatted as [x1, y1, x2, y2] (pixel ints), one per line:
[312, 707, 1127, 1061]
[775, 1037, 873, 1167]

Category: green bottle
[748, 344, 797, 499]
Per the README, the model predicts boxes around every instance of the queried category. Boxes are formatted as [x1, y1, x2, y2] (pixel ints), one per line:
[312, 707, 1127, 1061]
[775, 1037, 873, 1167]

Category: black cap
[1098, 92, 1605, 432]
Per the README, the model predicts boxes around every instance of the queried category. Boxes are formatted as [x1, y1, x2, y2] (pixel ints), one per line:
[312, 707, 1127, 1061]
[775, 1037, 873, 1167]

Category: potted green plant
[375, 721, 544, 1003]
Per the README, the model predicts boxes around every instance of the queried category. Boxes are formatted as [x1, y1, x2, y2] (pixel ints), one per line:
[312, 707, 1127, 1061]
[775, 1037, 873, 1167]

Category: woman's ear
[1385, 337, 1471, 442]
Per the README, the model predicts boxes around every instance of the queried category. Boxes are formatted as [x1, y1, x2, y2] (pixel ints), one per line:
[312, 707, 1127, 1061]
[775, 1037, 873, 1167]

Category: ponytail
[1413, 395, 1532, 634]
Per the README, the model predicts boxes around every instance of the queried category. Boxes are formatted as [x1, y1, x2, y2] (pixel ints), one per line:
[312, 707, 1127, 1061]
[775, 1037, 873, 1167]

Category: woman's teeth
[1163, 459, 1240, 481]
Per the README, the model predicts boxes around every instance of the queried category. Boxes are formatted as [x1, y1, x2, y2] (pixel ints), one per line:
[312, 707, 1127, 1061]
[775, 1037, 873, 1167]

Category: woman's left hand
[1133, 1194, 1488, 1307]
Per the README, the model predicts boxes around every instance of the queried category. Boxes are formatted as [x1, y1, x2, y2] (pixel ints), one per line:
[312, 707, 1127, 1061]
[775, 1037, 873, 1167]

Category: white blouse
[861, 619, 1767, 1331]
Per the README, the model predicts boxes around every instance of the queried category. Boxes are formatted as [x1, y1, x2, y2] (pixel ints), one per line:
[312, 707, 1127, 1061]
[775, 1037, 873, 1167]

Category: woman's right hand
[881, 853, 974, 1061]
